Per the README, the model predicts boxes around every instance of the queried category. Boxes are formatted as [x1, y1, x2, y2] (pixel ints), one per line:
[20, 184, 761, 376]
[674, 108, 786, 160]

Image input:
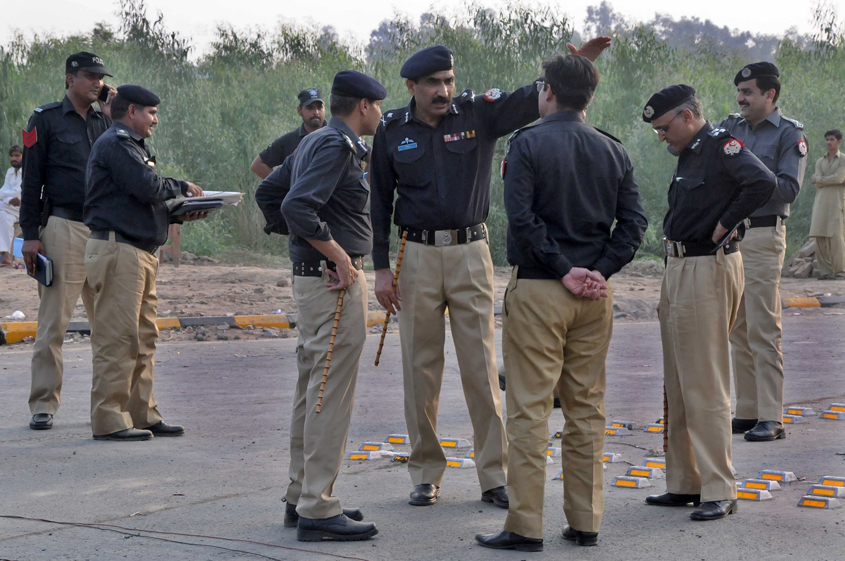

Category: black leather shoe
[481, 485, 509, 509]
[645, 492, 701, 507]
[284, 502, 364, 528]
[141, 421, 185, 437]
[29, 413, 53, 430]
[732, 417, 757, 433]
[297, 514, 377, 541]
[744, 421, 785, 442]
[93, 428, 153, 441]
[562, 526, 598, 546]
[690, 500, 737, 520]
[475, 530, 543, 552]
[409, 484, 440, 506]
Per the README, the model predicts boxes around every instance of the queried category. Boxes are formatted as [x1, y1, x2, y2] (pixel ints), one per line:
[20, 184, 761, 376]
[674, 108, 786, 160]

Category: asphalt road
[1, 315, 844, 560]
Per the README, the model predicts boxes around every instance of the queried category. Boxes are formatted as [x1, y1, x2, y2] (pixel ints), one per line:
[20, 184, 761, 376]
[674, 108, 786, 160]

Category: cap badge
[71, 61, 79, 67]
[93, 56, 104, 65]
[643, 105, 655, 118]
[308, 89, 318, 97]
[741, 67, 752, 78]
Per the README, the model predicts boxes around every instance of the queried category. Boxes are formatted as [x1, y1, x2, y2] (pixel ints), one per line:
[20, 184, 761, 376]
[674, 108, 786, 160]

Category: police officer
[255, 154, 293, 236]
[369, 37, 611, 508]
[20, 52, 116, 431]
[250, 89, 327, 179]
[718, 63, 808, 442]
[84, 85, 207, 441]
[642, 86, 775, 521]
[280, 70, 385, 542]
[475, 54, 647, 552]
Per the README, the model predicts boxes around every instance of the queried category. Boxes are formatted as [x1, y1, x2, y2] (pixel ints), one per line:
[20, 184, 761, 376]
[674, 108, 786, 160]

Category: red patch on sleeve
[721, 138, 744, 155]
[22, 127, 37, 148]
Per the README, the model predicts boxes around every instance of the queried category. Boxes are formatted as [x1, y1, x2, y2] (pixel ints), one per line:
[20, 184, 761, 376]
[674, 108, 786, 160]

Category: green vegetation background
[2, 0, 843, 264]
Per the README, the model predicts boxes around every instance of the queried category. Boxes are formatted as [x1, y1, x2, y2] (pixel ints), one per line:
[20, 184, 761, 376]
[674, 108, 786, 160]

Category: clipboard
[28, 253, 53, 287]
[170, 198, 224, 216]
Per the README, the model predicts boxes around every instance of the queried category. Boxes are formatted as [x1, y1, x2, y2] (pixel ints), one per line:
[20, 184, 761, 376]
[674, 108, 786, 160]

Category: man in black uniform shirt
[477, 54, 647, 552]
[84, 85, 207, 441]
[20, 52, 116, 431]
[641, 85, 775, 521]
[369, 38, 611, 508]
[250, 88, 327, 179]
[280, 70, 385, 542]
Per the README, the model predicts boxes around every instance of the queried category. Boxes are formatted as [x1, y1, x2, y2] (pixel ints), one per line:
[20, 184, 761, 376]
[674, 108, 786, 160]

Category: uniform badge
[71, 61, 79, 68]
[797, 139, 807, 157]
[643, 106, 655, 119]
[397, 138, 417, 151]
[22, 127, 37, 148]
[442, 231, 453, 245]
[483, 88, 502, 102]
[722, 138, 744, 156]
[308, 88, 318, 97]
[741, 67, 752, 78]
[443, 130, 475, 142]
[709, 128, 727, 137]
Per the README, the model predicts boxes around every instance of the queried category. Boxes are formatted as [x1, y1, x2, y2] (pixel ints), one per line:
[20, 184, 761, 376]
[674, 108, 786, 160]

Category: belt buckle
[434, 229, 457, 247]
[663, 238, 684, 258]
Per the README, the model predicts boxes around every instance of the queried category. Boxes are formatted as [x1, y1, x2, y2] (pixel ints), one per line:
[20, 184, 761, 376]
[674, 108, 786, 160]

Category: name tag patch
[443, 130, 476, 143]
[397, 137, 417, 151]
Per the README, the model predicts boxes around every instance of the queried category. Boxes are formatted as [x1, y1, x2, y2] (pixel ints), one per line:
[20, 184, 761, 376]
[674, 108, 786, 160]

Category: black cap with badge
[400, 45, 454, 80]
[65, 52, 112, 77]
[298, 88, 323, 106]
[331, 71, 387, 100]
[116, 85, 161, 107]
[733, 62, 779, 86]
[642, 84, 696, 123]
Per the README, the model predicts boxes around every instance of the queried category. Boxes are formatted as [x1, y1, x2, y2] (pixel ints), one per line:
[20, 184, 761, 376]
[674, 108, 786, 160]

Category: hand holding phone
[98, 84, 114, 105]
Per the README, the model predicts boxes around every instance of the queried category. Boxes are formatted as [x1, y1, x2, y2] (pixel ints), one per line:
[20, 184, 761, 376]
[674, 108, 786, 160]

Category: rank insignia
[722, 138, 744, 155]
[643, 105, 655, 119]
[22, 127, 37, 148]
[397, 138, 417, 151]
[444, 130, 475, 142]
[146, 156, 156, 168]
[483, 88, 502, 102]
[797, 139, 807, 157]
[741, 67, 752, 78]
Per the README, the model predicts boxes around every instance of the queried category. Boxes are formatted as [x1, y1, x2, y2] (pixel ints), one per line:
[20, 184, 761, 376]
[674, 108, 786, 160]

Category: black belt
[51, 207, 84, 222]
[663, 238, 739, 258]
[401, 223, 486, 247]
[292, 256, 364, 277]
[748, 215, 781, 228]
[516, 266, 559, 280]
[89, 230, 160, 254]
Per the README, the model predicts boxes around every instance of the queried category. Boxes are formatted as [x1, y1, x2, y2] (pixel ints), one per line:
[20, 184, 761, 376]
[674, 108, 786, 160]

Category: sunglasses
[536, 80, 550, 93]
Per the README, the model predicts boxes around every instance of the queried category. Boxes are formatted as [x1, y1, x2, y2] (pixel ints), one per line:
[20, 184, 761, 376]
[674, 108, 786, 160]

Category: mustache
[432, 96, 450, 105]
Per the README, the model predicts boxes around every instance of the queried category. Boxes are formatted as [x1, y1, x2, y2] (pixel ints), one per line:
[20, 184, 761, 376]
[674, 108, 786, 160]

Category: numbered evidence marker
[446, 457, 476, 469]
[384, 434, 410, 445]
[440, 437, 472, 449]
[758, 470, 797, 483]
[605, 426, 632, 436]
[739, 479, 781, 492]
[626, 466, 665, 479]
[798, 496, 842, 509]
[613, 476, 651, 489]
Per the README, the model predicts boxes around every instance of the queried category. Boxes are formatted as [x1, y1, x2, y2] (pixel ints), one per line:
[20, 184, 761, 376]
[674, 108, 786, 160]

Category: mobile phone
[98, 85, 112, 104]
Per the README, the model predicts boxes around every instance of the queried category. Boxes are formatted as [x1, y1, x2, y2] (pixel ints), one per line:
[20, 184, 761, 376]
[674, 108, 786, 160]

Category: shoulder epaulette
[380, 108, 404, 128]
[781, 116, 804, 129]
[33, 101, 61, 114]
[501, 122, 538, 179]
[338, 131, 357, 154]
[726, 113, 742, 120]
[115, 129, 131, 139]
[456, 89, 475, 104]
[708, 127, 730, 138]
[593, 127, 622, 144]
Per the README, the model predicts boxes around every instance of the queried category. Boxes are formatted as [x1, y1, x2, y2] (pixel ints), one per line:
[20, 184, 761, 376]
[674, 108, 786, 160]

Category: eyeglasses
[536, 80, 550, 93]
[653, 111, 684, 135]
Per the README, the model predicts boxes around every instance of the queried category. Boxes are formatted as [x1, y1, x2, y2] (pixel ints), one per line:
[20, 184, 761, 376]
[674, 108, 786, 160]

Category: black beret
[642, 84, 696, 123]
[400, 45, 454, 80]
[116, 85, 161, 107]
[298, 88, 323, 106]
[331, 71, 387, 100]
[66, 51, 112, 77]
[734, 62, 780, 86]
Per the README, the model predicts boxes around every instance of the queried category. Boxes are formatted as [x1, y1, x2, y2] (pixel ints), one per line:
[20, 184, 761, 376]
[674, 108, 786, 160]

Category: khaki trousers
[285, 268, 367, 519]
[85, 236, 163, 435]
[397, 239, 507, 492]
[29, 216, 95, 415]
[814, 236, 845, 277]
[661, 250, 743, 502]
[502, 270, 612, 538]
[730, 223, 786, 422]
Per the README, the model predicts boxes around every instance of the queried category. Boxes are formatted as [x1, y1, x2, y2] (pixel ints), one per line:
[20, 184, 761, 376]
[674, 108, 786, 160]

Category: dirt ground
[2, 257, 844, 344]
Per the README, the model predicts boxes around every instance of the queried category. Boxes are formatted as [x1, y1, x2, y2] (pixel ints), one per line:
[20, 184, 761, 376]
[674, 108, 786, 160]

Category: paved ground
[1, 315, 844, 560]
